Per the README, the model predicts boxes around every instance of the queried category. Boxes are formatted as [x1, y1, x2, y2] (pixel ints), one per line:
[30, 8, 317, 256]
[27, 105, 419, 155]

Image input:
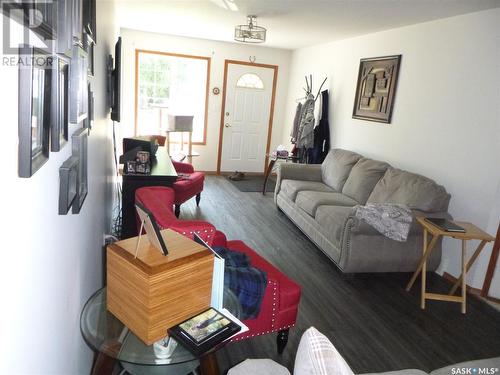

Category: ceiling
[115, 0, 500, 50]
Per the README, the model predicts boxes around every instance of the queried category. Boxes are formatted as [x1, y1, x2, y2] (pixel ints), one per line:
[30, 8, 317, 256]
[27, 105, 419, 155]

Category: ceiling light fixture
[234, 15, 266, 43]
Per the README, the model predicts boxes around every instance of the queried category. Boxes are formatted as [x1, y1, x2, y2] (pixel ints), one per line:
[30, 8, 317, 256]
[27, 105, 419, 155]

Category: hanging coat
[290, 102, 302, 144]
[311, 90, 330, 164]
[296, 94, 315, 150]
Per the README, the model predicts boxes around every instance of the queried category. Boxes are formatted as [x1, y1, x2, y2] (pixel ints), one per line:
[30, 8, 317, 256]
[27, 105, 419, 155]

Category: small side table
[406, 217, 495, 313]
[262, 154, 298, 195]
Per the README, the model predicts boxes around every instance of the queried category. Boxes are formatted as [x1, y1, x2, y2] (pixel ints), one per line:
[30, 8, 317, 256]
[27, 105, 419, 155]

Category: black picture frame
[51, 55, 69, 152]
[82, 0, 97, 45]
[135, 202, 169, 256]
[58, 156, 78, 215]
[71, 128, 88, 214]
[71, 0, 83, 45]
[24, 1, 57, 40]
[69, 44, 88, 124]
[84, 82, 94, 130]
[18, 45, 52, 178]
[56, 0, 73, 56]
[352, 55, 401, 124]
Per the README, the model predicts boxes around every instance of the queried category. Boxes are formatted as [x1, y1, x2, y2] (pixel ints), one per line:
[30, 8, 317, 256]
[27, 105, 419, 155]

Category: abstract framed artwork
[51, 55, 70, 152]
[352, 55, 401, 123]
[18, 45, 52, 177]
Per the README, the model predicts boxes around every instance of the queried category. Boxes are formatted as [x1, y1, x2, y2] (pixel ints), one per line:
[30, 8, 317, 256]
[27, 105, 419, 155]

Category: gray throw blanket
[354, 203, 413, 242]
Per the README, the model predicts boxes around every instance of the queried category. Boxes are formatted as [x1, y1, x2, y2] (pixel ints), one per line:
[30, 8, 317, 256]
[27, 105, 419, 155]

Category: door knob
[225, 123, 231, 128]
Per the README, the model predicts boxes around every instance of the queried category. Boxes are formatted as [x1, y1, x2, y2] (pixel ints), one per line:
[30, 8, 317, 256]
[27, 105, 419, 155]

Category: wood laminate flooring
[178, 176, 500, 374]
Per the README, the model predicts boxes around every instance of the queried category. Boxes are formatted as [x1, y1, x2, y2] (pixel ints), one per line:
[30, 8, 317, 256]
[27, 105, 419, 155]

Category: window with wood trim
[135, 50, 209, 144]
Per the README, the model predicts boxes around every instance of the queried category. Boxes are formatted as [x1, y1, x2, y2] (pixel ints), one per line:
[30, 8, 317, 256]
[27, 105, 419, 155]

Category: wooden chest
[107, 229, 214, 345]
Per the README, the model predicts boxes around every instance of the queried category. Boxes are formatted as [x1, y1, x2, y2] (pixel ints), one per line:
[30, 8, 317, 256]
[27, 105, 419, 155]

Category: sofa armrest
[275, 163, 323, 203]
[172, 160, 195, 174]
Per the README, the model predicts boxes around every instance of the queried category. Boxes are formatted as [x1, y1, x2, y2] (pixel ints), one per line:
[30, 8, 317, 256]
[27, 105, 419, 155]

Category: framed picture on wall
[352, 55, 401, 123]
[69, 44, 88, 124]
[18, 45, 52, 178]
[71, 127, 88, 214]
[51, 55, 70, 152]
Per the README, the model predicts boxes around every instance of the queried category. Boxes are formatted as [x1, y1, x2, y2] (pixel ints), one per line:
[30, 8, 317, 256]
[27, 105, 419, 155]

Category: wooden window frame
[134, 49, 211, 145]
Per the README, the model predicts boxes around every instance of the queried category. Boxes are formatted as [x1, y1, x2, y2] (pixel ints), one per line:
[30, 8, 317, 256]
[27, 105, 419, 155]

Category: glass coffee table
[81, 288, 241, 375]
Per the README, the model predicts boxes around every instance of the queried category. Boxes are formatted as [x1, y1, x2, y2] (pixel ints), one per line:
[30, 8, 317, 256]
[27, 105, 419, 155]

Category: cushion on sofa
[322, 149, 363, 191]
[296, 191, 358, 217]
[342, 158, 390, 204]
[367, 168, 451, 212]
[315, 205, 355, 249]
[280, 179, 335, 202]
[294, 327, 354, 375]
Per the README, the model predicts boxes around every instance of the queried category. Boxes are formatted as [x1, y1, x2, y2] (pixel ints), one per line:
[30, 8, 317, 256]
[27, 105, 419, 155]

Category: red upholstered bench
[135, 186, 301, 353]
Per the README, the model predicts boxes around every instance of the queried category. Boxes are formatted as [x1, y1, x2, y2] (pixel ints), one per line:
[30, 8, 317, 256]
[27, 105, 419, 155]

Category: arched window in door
[236, 73, 264, 89]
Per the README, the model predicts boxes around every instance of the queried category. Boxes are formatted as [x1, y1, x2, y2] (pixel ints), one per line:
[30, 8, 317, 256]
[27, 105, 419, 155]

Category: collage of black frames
[6, 0, 97, 215]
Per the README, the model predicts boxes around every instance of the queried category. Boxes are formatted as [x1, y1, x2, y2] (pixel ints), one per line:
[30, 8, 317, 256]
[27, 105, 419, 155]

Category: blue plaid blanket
[213, 247, 267, 320]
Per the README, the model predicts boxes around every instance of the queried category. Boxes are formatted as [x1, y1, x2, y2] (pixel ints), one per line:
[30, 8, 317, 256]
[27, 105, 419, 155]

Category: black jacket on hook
[311, 90, 330, 164]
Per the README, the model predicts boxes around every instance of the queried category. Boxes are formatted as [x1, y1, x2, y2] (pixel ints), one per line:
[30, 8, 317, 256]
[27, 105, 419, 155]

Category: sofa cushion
[296, 191, 358, 217]
[280, 179, 334, 202]
[294, 327, 354, 375]
[321, 149, 363, 191]
[228, 359, 291, 375]
[342, 158, 390, 204]
[367, 168, 451, 212]
[430, 357, 500, 375]
[315, 205, 355, 249]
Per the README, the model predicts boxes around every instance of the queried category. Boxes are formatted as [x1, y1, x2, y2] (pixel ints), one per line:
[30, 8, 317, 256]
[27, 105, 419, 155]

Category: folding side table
[406, 216, 495, 313]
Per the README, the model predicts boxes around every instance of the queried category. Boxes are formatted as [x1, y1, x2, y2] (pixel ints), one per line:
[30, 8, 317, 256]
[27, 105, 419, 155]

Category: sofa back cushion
[342, 158, 390, 204]
[294, 327, 354, 375]
[367, 167, 451, 212]
[321, 149, 362, 191]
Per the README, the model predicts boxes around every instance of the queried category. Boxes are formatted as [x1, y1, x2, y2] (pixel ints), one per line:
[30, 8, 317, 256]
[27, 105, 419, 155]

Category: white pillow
[294, 327, 354, 375]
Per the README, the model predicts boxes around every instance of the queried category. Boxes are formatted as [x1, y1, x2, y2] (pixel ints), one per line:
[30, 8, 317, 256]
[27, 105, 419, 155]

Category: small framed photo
[135, 202, 168, 256]
[126, 160, 137, 174]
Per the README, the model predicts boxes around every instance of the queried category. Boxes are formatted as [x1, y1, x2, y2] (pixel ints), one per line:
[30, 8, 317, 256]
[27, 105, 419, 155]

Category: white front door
[220, 63, 275, 173]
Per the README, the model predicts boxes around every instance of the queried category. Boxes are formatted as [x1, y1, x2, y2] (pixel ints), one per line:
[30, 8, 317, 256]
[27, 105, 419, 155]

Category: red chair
[149, 135, 204, 218]
[135, 186, 301, 353]
[170, 160, 204, 218]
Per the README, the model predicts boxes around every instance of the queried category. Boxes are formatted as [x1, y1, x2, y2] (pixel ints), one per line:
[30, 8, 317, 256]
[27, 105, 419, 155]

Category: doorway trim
[216, 59, 278, 174]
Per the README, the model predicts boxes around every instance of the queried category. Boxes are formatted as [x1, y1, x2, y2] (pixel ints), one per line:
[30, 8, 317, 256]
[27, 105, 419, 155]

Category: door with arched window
[219, 61, 277, 173]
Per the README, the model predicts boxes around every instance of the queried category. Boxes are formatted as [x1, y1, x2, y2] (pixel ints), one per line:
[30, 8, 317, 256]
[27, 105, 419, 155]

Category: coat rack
[296, 75, 327, 103]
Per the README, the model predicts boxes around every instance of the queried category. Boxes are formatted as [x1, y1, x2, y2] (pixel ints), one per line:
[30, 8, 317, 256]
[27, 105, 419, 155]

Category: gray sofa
[228, 327, 500, 375]
[275, 149, 451, 273]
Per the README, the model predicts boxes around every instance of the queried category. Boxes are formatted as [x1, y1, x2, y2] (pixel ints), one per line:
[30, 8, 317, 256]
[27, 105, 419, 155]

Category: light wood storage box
[107, 229, 214, 345]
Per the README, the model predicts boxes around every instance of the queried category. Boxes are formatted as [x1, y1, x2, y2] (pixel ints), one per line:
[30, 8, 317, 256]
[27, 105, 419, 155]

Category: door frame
[216, 59, 278, 174]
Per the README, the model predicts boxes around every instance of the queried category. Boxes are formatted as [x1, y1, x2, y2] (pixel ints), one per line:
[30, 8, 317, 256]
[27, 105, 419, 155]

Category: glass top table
[81, 287, 241, 375]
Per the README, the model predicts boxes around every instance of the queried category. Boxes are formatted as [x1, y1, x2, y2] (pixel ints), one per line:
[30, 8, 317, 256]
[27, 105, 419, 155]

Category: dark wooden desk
[121, 147, 177, 239]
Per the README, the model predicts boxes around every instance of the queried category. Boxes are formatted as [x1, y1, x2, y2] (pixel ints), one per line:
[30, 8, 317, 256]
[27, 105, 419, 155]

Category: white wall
[120, 28, 292, 172]
[0, 2, 118, 374]
[283, 9, 500, 291]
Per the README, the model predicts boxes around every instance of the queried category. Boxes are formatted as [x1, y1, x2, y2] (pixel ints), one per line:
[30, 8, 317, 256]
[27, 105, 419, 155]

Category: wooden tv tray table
[406, 217, 495, 313]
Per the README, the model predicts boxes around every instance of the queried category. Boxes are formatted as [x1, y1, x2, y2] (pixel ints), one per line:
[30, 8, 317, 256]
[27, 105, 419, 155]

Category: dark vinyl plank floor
[178, 176, 500, 374]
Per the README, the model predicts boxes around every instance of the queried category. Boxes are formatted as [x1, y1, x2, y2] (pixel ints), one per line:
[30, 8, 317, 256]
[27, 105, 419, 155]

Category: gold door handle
[225, 123, 231, 128]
